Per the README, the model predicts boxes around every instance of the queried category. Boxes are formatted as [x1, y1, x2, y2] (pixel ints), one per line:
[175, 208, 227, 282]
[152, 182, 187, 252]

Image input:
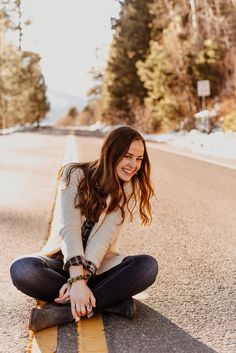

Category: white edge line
[147, 142, 236, 171]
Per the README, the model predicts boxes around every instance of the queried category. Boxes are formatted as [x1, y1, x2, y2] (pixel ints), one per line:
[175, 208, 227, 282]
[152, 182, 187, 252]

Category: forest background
[1, 0, 236, 133]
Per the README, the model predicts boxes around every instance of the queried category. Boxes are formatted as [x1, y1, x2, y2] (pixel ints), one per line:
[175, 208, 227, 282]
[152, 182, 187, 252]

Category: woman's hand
[54, 283, 71, 304]
[70, 281, 96, 319]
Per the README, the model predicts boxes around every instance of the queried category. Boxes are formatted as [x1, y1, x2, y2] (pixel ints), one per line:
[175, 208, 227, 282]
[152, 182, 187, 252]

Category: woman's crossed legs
[10, 254, 158, 313]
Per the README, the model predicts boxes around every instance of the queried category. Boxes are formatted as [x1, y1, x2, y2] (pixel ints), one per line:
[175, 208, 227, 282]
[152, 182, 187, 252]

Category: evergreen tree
[102, 0, 154, 124]
[137, 15, 196, 131]
[0, 9, 49, 129]
[98, 0, 236, 132]
[191, 39, 225, 97]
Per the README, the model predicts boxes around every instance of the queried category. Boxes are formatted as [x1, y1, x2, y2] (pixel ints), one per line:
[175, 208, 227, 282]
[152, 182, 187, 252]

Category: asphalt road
[76, 135, 236, 353]
[0, 130, 67, 353]
[0, 129, 235, 353]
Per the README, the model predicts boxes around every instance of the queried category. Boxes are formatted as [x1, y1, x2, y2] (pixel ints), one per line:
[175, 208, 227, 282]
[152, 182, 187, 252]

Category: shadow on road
[103, 300, 218, 353]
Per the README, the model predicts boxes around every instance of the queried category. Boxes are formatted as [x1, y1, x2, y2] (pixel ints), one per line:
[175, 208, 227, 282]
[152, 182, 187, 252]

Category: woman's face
[115, 139, 144, 182]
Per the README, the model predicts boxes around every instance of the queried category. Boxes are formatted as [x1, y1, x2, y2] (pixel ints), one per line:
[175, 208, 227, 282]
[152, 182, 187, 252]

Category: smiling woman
[116, 140, 144, 181]
[10, 126, 158, 332]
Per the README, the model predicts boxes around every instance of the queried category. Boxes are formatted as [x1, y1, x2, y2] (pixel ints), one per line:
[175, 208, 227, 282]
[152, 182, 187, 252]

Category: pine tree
[137, 15, 196, 131]
[102, 0, 154, 124]
[99, 0, 236, 131]
[0, 9, 49, 129]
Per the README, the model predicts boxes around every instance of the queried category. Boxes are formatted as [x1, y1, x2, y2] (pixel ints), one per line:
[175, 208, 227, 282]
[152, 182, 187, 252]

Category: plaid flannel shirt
[63, 220, 97, 276]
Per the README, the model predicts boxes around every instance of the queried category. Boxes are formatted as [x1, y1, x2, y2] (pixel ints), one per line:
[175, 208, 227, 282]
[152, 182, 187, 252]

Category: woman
[10, 126, 158, 332]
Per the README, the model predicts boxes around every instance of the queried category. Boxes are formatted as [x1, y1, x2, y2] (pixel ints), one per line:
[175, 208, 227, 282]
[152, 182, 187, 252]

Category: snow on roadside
[144, 129, 236, 160]
[87, 123, 236, 161]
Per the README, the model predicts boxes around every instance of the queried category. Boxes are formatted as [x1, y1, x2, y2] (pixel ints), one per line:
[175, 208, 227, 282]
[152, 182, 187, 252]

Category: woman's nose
[129, 159, 136, 168]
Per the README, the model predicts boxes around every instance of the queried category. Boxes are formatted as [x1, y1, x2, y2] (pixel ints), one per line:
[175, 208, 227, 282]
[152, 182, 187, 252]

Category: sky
[6, 0, 120, 101]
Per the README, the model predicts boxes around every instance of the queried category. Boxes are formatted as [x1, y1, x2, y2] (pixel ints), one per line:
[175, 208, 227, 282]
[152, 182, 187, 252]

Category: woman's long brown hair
[58, 126, 154, 225]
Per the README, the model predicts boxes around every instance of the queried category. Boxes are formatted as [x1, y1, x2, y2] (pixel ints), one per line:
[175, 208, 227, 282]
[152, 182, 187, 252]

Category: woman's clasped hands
[54, 281, 96, 321]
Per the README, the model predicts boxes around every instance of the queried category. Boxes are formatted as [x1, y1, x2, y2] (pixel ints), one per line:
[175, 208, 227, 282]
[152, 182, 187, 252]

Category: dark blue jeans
[10, 254, 158, 312]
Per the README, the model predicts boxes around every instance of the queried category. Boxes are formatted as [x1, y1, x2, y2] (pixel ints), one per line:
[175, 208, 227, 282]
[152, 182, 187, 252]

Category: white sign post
[197, 80, 210, 109]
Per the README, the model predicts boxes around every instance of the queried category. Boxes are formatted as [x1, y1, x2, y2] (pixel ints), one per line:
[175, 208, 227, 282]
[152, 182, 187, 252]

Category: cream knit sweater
[40, 166, 133, 275]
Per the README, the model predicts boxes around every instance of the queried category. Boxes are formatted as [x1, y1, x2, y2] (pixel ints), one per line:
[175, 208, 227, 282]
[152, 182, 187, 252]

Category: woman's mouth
[122, 168, 135, 176]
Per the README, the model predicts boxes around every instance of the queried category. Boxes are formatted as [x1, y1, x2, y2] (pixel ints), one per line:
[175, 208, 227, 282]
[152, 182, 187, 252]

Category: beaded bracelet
[67, 274, 91, 284]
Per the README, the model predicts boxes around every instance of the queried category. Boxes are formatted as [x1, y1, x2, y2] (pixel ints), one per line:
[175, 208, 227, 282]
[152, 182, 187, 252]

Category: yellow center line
[28, 328, 58, 353]
[77, 314, 108, 353]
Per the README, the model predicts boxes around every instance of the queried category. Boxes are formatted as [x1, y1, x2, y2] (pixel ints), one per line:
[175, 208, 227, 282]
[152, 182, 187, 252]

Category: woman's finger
[59, 285, 67, 297]
[86, 302, 93, 313]
[55, 288, 70, 301]
[60, 292, 70, 300]
[75, 302, 81, 317]
[90, 293, 96, 308]
[71, 301, 78, 320]
[58, 286, 70, 299]
[54, 293, 70, 303]
[76, 303, 86, 317]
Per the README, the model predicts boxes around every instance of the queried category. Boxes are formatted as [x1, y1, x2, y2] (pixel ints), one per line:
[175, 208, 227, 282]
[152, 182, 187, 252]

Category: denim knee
[135, 255, 158, 287]
[145, 255, 158, 284]
[10, 256, 42, 289]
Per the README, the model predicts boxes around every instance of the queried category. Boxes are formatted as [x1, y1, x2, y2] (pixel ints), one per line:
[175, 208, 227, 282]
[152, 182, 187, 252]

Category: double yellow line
[27, 314, 107, 353]
[27, 135, 108, 353]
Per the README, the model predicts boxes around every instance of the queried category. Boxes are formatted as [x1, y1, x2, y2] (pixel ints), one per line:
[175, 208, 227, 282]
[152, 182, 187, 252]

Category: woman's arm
[69, 264, 96, 318]
[58, 166, 85, 266]
[58, 166, 96, 317]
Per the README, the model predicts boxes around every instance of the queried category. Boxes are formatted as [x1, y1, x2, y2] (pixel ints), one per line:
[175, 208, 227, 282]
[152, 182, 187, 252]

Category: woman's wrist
[83, 268, 91, 276]
[69, 264, 84, 277]
[71, 279, 87, 287]
[68, 273, 91, 284]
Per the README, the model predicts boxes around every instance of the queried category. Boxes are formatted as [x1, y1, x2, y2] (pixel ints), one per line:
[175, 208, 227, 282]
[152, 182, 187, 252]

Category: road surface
[0, 128, 235, 353]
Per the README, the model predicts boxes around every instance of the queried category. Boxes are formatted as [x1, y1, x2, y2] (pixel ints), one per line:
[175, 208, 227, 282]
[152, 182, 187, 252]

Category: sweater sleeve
[58, 166, 85, 265]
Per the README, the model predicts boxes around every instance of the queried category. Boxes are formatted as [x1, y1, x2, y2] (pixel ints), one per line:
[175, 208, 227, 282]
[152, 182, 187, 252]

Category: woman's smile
[116, 140, 144, 181]
[122, 167, 135, 176]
